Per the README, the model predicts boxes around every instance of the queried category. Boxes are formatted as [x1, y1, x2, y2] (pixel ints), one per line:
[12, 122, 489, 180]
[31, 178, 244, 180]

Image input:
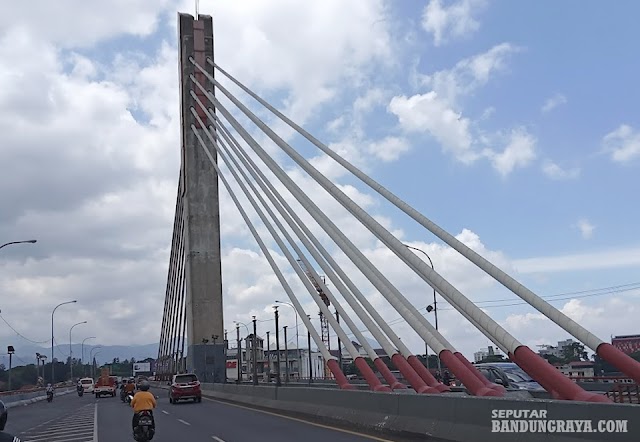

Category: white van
[79, 377, 95, 393]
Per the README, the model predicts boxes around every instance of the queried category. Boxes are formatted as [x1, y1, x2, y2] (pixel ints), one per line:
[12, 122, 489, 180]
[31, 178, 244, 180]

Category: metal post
[252, 316, 258, 385]
[69, 321, 86, 382]
[336, 310, 342, 373]
[405, 245, 441, 374]
[236, 324, 241, 383]
[274, 307, 281, 386]
[307, 327, 312, 384]
[51, 300, 77, 383]
[202, 338, 209, 382]
[8, 349, 13, 390]
[283, 326, 289, 383]
[266, 331, 270, 383]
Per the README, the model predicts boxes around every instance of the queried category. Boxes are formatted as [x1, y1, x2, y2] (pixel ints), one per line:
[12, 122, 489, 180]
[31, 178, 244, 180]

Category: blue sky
[1, 0, 639, 363]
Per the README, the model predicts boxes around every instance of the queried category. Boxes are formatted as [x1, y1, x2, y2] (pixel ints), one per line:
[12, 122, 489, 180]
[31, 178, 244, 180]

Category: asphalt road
[4, 388, 399, 441]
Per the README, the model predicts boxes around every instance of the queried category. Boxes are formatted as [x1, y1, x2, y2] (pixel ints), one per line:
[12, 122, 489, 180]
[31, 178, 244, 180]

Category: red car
[169, 373, 202, 404]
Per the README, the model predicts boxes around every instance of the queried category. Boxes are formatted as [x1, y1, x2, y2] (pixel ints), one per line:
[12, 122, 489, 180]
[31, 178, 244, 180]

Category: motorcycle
[133, 410, 155, 441]
[126, 393, 134, 404]
[46, 390, 54, 402]
[77, 387, 84, 397]
[120, 388, 127, 402]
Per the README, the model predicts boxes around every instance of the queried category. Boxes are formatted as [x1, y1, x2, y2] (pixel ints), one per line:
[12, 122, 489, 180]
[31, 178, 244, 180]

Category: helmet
[0, 400, 7, 431]
[138, 380, 150, 391]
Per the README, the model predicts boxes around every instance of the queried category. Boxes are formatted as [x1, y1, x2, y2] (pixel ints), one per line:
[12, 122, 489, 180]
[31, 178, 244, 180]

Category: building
[554, 361, 595, 378]
[474, 345, 503, 362]
[537, 339, 576, 359]
[611, 335, 640, 355]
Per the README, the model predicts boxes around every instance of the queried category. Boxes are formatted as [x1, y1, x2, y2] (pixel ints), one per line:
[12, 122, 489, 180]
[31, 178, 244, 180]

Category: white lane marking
[212, 437, 226, 442]
[93, 402, 98, 442]
[177, 419, 191, 426]
[161, 410, 169, 415]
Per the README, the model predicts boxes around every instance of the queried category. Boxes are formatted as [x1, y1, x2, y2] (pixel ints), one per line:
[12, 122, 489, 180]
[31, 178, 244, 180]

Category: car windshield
[175, 374, 198, 384]
[504, 368, 534, 382]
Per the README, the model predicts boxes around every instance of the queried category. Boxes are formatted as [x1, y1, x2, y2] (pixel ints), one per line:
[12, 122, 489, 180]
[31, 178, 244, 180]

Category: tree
[480, 354, 507, 363]
[562, 342, 588, 363]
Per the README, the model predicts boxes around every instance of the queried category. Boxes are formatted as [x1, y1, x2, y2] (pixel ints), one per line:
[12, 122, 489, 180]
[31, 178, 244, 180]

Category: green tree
[562, 342, 588, 363]
[480, 354, 507, 363]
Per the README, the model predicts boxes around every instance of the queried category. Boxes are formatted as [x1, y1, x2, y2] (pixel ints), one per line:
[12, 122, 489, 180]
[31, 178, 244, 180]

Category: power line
[0, 313, 50, 344]
[335, 281, 640, 339]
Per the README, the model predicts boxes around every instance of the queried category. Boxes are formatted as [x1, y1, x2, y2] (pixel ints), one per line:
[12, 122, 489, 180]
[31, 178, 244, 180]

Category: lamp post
[51, 300, 77, 383]
[275, 300, 300, 379]
[81, 336, 96, 378]
[7, 346, 15, 390]
[92, 351, 102, 379]
[252, 316, 258, 386]
[234, 321, 250, 382]
[69, 321, 87, 381]
[90, 346, 102, 379]
[0, 239, 37, 250]
[235, 324, 241, 383]
[274, 306, 281, 386]
[405, 244, 441, 374]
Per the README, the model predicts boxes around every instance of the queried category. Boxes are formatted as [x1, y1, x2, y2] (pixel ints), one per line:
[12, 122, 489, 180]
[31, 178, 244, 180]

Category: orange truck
[94, 368, 116, 398]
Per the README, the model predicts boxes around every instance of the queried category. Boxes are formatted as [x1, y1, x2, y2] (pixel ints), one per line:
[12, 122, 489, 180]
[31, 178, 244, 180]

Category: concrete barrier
[154, 381, 640, 441]
[2, 387, 75, 409]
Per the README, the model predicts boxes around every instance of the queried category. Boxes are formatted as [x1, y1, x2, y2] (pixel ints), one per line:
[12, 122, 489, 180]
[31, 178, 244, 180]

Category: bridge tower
[156, 12, 225, 383]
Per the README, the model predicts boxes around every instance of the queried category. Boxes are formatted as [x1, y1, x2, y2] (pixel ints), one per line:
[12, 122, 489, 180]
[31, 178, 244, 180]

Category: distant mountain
[2, 342, 159, 368]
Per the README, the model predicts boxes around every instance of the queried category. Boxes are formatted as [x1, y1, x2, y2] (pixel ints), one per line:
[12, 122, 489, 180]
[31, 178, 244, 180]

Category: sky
[1, 0, 639, 366]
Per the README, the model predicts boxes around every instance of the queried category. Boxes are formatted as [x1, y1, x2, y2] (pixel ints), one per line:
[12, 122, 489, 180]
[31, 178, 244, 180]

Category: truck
[94, 368, 117, 398]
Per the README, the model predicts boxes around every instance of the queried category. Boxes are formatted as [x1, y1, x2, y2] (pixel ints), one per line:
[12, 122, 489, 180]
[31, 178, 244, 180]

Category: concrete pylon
[178, 12, 225, 383]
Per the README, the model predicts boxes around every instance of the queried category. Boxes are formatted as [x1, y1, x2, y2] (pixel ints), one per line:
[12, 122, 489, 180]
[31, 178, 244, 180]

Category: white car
[79, 377, 95, 393]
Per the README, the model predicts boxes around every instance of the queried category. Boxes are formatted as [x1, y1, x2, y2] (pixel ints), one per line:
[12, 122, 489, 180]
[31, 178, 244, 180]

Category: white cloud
[541, 93, 567, 113]
[388, 91, 476, 163]
[389, 43, 527, 174]
[513, 245, 640, 274]
[0, 0, 398, 349]
[421, 0, 487, 46]
[542, 160, 580, 180]
[576, 218, 595, 239]
[484, 129, 537, 176]
[602, 124, 640, 163]
[421, 43, 519, 105]
[0, 0, 174, 48]
[366, 136, 411, 162]
[502, 297, 640, 353]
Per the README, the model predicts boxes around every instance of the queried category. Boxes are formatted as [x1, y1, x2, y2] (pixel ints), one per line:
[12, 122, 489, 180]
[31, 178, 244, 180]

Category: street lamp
[405, 244, 441, 373]
[81, 337, 96, 378]
[90, 347, 102, 379]
[275, 300, 300, 379]
[69, 321, 87, 381]
[7, 346, 15, 390]
[0, 239, 37, 250]
[51, 300, 77, 383]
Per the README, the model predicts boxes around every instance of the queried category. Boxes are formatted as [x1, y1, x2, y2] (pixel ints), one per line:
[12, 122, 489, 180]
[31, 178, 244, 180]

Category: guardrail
[607, 384, 640, 404]
[152, 381, 639, 441]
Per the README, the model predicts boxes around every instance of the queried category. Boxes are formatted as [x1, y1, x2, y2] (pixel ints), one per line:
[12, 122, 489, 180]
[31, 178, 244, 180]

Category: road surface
[5, 388, 400, 441]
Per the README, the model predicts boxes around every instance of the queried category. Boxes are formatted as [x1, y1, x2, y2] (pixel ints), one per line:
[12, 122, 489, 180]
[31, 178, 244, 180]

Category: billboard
[133, 362, 151, 373]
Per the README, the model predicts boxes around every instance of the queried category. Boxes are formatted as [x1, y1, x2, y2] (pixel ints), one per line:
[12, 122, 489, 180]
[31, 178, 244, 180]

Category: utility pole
[336, 310, 342, 373]
[307, 315, 312, 385]
[283, 326, 289, 383]
[274, 307, 281, 386]
[266, 331, 270, 383]
[252, 316, 258, 385]
[236, 324, 241, 383]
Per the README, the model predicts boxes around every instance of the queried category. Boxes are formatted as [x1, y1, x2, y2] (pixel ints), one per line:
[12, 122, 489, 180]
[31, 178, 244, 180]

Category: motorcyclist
[124, 379, 136, 395]
[46, 384, 54, 395]
[0, 399, 22, 441]
[130, 380, 156, 433]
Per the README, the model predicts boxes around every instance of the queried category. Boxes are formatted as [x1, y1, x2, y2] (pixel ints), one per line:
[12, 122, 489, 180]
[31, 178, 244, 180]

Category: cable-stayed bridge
[145, 12, 640, 442]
